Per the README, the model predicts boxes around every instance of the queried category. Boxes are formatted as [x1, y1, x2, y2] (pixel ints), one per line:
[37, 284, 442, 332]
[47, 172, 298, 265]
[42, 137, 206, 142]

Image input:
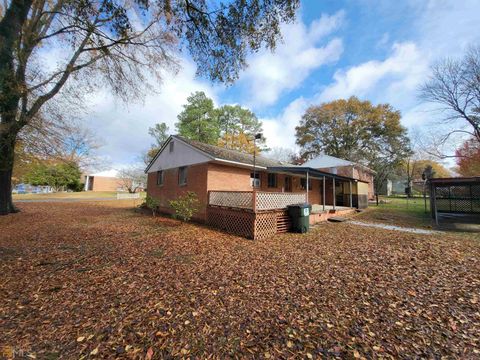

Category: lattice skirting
[206, 206, 289, 240]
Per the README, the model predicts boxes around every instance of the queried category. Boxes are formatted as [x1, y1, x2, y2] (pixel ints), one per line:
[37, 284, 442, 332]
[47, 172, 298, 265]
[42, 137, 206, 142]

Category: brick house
[84, 170, 145, 192]
[301, 154, 376, 200]
[145, 135, 370, 223]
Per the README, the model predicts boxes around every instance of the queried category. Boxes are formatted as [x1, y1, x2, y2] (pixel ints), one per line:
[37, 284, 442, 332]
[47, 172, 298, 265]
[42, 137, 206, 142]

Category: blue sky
[84, 0, 480, 169]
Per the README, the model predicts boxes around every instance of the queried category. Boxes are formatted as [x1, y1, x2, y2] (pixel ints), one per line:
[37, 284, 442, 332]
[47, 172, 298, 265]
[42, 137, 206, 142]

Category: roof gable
[145, 135, 289, 173]
[145, 136, 213, 173]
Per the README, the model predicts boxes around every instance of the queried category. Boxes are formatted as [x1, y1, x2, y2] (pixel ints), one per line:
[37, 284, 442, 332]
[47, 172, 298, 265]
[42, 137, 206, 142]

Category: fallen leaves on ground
[0, 201, 479, 359]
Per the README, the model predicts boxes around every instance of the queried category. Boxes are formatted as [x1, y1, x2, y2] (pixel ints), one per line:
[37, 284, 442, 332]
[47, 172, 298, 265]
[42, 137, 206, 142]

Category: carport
[429, 177, 480, 227]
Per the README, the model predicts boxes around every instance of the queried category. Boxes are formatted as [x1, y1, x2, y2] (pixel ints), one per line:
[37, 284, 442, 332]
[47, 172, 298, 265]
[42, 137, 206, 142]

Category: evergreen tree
[217, 104, 267, 153]
[176, 92, 220, 144]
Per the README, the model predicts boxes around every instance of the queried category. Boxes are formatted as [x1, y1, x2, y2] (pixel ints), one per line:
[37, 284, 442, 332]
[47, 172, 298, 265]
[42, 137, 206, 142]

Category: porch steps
[276, 214, 292, 233]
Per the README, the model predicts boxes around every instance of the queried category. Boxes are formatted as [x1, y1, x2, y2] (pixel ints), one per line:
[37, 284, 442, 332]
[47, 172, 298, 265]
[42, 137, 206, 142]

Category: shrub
[169, 191, 200, 222]
[68, 180, 84, 192]
[145, 195, 160, 216]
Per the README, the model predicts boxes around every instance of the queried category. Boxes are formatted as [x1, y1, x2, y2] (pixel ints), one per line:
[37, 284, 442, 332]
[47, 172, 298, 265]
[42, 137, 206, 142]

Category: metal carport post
[332, 177, 336, 210]
[322, 176, 326, 211]
[349, 181, 353, 208]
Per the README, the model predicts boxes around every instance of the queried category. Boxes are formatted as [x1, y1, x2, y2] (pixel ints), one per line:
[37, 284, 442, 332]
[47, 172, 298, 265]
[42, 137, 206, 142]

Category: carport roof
[429, 177, 480, 185]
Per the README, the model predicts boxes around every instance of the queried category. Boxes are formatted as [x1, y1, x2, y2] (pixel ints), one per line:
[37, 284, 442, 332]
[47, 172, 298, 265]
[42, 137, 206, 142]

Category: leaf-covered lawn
[1, 202, 479, 359]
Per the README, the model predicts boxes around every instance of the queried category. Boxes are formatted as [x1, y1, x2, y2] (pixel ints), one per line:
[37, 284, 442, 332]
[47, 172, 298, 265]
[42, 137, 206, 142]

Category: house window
[169, 141, 174, 153]
[156, 170, 164, 186]
[300, 178, 312, 190]
[267, 173, 277, 188]
[178, 166, 187, 185]
[250, 172, 260, 188]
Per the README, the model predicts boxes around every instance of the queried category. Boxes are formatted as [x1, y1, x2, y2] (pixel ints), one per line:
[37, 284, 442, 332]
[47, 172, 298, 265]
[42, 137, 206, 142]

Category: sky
[81, 0, 480, 169]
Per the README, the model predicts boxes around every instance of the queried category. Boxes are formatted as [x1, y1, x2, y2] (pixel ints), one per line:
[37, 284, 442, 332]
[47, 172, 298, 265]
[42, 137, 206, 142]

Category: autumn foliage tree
[0, 0, 299, 214]
[455, 138, 480, 176]
[404, 160, 451, 180]
[296, 96, 411, 202]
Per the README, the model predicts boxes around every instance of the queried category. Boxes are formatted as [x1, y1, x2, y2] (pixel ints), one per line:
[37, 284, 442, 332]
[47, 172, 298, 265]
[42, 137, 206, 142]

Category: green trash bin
[287, 203, 311, 233]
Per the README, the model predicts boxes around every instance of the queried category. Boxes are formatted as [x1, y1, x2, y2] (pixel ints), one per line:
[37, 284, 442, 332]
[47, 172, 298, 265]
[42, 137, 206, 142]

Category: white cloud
[319, 42, 428, 105]
[254, 1, 480, 154]
[240, 11, 345, 107]
[414, 0, 480, 58]
[46, 1, 480, 167]
[261, 97, 308, 150]
[84, 58, 218, 167]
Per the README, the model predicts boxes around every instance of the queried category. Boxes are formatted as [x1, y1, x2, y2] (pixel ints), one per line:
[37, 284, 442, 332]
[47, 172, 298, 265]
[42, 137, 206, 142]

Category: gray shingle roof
[174, 135, 287, 168]
[302, 153, 375, 174]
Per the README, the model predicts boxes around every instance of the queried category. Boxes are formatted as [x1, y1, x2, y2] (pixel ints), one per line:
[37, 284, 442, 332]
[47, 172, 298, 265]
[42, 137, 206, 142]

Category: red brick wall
[91, 176, 124, 192]
[207, 163, 252, 191]
[147, 162, 351, 222]
[147, 163, 209, 221]
[318, 165, 375, 200]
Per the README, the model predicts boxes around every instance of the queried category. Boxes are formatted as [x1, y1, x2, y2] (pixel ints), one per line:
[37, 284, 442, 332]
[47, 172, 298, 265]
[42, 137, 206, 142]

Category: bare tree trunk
[0, 130, 18, 214]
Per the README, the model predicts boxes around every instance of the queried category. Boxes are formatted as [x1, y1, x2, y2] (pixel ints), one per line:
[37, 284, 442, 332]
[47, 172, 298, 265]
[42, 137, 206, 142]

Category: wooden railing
[208, 191, 254, 209]
[208, 191, 307, 212]
[255, 192, 307, 211]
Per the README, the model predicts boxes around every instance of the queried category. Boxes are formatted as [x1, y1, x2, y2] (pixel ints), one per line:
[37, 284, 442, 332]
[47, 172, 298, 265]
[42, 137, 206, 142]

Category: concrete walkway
[349, 220, 438, 235]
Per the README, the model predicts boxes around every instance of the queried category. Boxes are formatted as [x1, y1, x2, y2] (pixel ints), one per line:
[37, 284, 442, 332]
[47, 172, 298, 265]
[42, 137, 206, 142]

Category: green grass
[357, 196, 433, 229]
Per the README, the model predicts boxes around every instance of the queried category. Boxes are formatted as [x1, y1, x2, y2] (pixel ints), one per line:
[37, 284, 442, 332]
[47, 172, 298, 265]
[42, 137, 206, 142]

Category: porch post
[433, 185, 438, 226]
[333, 177, 336, 210]
[306, 171, 309, 203]
[84, 176, 89, 191]
[322, 176, 325, 211]
[349, 181, 353, 208]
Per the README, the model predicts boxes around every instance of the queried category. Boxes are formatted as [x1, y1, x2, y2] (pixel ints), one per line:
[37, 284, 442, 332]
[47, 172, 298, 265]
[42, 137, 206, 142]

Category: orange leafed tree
[218, 132, 256, 154]
[455, 138, 480, 176]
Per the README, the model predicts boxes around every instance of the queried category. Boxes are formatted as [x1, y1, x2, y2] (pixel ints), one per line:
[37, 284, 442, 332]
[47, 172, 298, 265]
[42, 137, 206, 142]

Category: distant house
[145, 135, 370, 224]
[301, 154, 376, 200]
[84, 170, 126, 192]
[378, 179, 409, 196]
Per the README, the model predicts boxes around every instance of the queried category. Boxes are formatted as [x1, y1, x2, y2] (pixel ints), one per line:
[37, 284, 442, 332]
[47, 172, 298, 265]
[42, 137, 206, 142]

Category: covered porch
[266, 166, 369, 211]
